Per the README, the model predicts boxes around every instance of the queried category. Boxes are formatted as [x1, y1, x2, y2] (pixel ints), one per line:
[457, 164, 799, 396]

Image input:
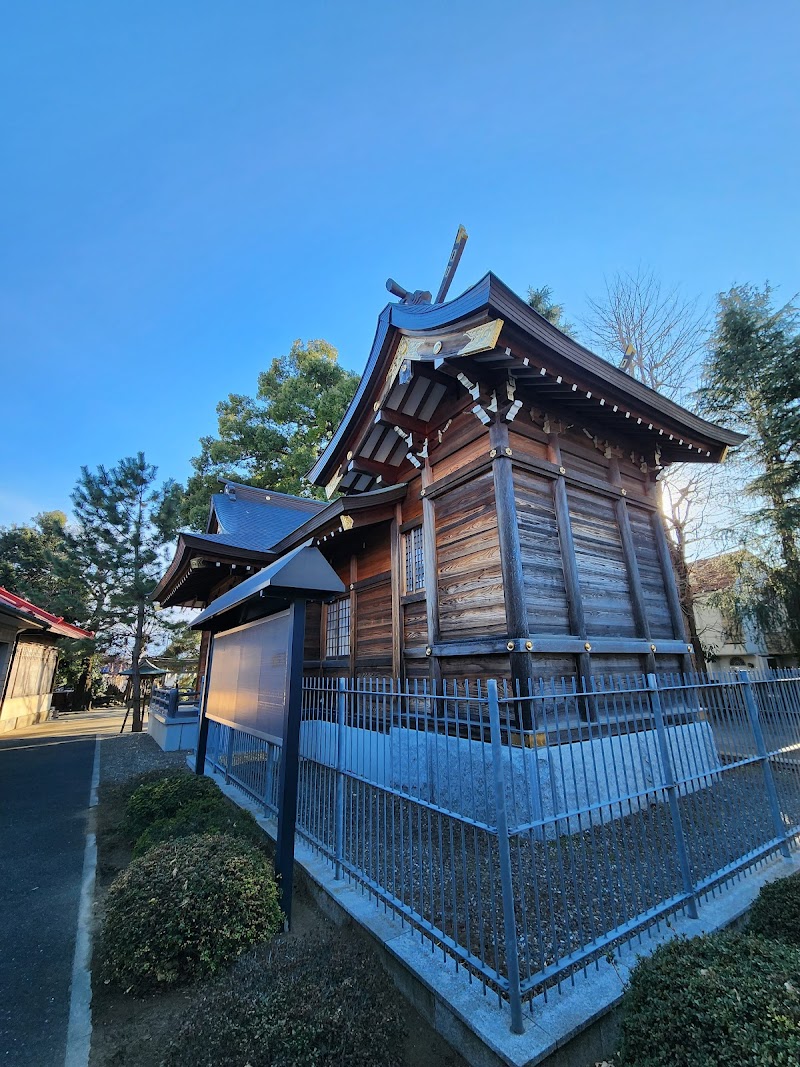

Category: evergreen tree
[0, 511, 88, 621]
[526, 285, 577, 338]
[182, 339, 359, 529]
[699, 284, 800, 654]
[0, 511, 97, 696]
[72, 453, 183, 729]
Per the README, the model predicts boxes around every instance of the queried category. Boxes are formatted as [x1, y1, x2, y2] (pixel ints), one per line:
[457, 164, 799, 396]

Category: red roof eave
[0, 587, 93, 640]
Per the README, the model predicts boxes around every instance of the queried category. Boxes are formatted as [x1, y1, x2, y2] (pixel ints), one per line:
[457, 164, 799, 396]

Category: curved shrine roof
[309, 271, 746, 493]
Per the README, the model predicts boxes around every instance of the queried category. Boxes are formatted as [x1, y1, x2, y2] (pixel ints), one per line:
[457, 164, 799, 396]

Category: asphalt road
[0, 729, 95, 1066]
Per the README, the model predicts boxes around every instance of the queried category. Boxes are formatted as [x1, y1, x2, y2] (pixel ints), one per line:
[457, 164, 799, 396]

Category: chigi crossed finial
[386, 225, 469, 306]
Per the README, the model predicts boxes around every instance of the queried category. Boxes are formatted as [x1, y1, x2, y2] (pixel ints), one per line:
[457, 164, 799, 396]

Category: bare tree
[583, 267, 707, 402]
[582, 268, 721, 663]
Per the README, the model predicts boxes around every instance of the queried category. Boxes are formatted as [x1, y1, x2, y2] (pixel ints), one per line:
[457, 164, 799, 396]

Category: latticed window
[325, 597, 351, 658]
[403, 525, 425, 594]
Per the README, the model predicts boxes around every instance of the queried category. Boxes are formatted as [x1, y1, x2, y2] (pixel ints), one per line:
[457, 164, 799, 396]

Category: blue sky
[1, 1, 797, 526]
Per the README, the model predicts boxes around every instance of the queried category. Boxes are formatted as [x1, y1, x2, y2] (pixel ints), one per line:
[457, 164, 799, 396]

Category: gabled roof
[191, 543, 346, 632]
[209, 480, 326, 551]
[0, 587, 92, 639]
[310, 271, 746, 492]
[152, 482, 327, 609]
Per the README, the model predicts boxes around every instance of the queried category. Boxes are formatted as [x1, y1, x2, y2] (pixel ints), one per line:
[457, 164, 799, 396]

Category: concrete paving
[0, 708, 125, 1066]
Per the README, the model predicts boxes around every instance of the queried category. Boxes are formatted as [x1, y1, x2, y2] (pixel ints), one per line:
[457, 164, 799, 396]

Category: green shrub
[133, 796, 265, 858]
[749, 871, 800, 947]
[100, 833, 283, 992]
[123, 773, 220, 840]
[161, 933, 405, 1067]
[617, 932, 800, 1066]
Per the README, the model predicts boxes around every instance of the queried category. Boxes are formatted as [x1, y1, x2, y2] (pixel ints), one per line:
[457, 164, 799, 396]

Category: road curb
[64, 734, 100, 1067]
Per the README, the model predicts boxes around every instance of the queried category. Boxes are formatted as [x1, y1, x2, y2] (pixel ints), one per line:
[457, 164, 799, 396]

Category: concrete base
[0, 694, 51, 733]
[195, 756, 800, 1067]
[148, 711, 198, 752]
[300, 718, 720, 832]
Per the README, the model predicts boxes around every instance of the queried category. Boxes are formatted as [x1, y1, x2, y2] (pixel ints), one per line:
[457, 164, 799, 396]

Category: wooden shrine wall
[304, 400, 689, 683]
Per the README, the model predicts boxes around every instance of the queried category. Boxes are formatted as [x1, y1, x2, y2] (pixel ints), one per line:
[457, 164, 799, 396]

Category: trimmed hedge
[123, 773, 220, 841]
[132, 796, 265, 858]
[617, 932, 800, 1066]
[749, 871, 800, 947]
[100, 833, 283, 992]
[161, 934, 405, 1067]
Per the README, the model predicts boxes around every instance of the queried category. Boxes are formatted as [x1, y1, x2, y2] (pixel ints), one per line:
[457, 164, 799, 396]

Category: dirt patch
[90, 739, 466, 1067]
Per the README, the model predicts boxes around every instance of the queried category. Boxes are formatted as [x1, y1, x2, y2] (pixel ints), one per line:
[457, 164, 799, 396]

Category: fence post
[263, 743, 275, 816]
[225, 725, 234, 784]
[647, 673, 699, 919]
[487, 679, 525, 1035]
[739, 669, 791, 860]
[334, 677, 347, 880]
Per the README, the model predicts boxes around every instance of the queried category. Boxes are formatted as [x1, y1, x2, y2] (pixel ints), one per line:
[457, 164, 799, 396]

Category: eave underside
[154, 539, 274, 609]
[325, 340, 735, 497]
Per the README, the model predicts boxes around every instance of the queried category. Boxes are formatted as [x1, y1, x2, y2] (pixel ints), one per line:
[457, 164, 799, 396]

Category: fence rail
[150, 687, 200, 719]
[204, 667, 800, 1031]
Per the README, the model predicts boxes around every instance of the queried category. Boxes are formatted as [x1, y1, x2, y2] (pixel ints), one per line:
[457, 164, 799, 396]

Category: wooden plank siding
[514, 468, 571, 634]
[627, 504, 675, 640]
[402, 597, 428, 649]
[355, 579, 393, 667]
[434, 471, 506, 642]
[305, 414, 690, 685]
[567, 486, 637, 639]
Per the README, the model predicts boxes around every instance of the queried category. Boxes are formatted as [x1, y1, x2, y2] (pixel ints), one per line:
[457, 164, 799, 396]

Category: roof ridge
[217, 479, 327, 508]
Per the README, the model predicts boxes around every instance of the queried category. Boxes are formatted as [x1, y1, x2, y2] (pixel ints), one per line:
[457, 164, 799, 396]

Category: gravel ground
[98, 732, 189, 784]
[221, 735, 800, 1004]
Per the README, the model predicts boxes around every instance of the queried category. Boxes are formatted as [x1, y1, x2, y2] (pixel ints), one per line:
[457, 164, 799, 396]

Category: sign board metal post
[274, 598, 307, 924]
[194, 638, 214, 775]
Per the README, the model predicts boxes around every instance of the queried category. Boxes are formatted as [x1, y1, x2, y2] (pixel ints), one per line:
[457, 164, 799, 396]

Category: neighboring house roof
[688, 550, 754, 595]
[0, 587, 93, 639]
[310, 271, 747, 492]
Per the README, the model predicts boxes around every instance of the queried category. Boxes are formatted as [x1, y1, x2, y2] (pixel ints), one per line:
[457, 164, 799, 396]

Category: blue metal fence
[205, 667, 800, 1033]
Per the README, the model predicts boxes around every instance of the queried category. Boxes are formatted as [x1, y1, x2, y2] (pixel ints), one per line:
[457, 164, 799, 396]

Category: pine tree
[71, 454, 182, 730]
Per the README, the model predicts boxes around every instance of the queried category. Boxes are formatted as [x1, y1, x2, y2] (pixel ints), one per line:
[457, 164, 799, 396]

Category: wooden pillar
[194, 633, 214, 775]
[610, 459, 656, 676]
[420, 463, 442, 690]
[275, 598, 307, 925]
[390, 504, 403, 679]
[489, 420, 533, 721]
[650, 500, 693, 674]
[548, 434, 593, 701]
[348, 555, 357, 680]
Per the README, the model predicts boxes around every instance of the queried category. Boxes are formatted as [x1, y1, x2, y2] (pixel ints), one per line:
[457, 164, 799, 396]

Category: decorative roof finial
[385, 225, 469, 306]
